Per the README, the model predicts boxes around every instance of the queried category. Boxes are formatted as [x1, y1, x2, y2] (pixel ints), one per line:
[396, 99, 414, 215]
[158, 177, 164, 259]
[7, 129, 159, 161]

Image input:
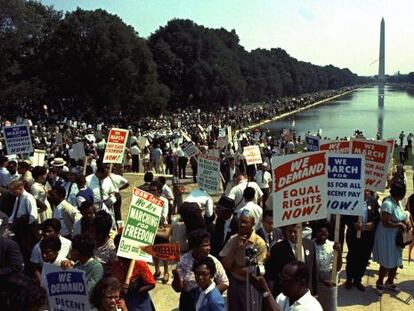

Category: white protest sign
[137, 136, 148, 150]
[271, 151, 327, 227]
[103, 128, 128, 164]
[218, 128, 226, 137]
[180, 141, 199, 158]
[72, 142, 86, 160]
[319, 140, 351, 154]
[198, 154, 221, 193]
[243, 145, 263, 165]
[32, 149, 46, 167]
[327, 154, 365, 216]
[305, 135, 320, 152]
[351, 139, 391, 192]
[2, 124, 33, 155]
[117, 188, 164, 261]
[43, 263, 90, 311]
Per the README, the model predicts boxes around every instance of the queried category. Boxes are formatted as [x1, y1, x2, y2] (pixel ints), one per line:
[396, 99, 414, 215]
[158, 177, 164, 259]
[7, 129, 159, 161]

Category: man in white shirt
[0, 156, 11, 193]
[108, 172, 130, 221]
[228, 171, 263, 211]
[184, 188, 214, 219]
[30, 218, 71, 283]
[254, 163, 272, 208]
[130, 142, 140, 172]
[238, 187, 262, 230]
[86, 164, 117, 213]
[275, 261, 323, 311]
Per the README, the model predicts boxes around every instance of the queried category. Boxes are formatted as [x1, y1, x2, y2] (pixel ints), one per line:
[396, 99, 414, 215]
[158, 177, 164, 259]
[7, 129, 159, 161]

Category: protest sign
[141, 243, 180, 262]
[181, 131, 192, 142]
[327, 154, 365, 216]
[103, 128, 128, 164]
[208, 149, 220, 158]
[72, 142, 86, 161]
[180, 141, 199, 158]
[137, 136, 148, 150]
[117, 188, 164, 262]
[43, 263, 90, 311]
[2, 124, 33, 155]
[243, 145, 263, 165]
[271, 151, 327, 227]
[305, 135, 320, 151]
[198, 154, 221, 193]
[351, 139, 391, 192]
[32, 149, 46, 167]
[319, 140, 351, 154]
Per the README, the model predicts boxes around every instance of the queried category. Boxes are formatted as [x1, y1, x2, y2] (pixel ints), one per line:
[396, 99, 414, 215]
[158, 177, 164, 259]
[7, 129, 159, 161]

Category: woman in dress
[373, 180, 411, 295]
[313, 221, 342, 311]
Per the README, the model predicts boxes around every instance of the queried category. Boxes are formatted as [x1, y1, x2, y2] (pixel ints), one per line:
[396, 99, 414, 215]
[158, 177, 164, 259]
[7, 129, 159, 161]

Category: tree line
[1, 0, 377, 118]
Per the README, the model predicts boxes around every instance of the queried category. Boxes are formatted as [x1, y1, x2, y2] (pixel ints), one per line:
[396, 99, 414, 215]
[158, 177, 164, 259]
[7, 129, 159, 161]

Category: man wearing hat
[210, 196, 239, 258]
[50, 157, 69, 172]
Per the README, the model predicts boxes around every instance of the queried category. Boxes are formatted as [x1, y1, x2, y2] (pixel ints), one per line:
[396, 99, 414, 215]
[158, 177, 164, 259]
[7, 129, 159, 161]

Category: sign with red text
[198, 154, 221, 193]
[271, 151, 327, 227]
[141, 243, 180, 262]
[103, 128, 128, 164]
[351, 139, 391, 192]
[327, 154, 365, 216]
[243, 145, 263, 165]
[117, 188, 164, 262]
[319, 140, 351, 154]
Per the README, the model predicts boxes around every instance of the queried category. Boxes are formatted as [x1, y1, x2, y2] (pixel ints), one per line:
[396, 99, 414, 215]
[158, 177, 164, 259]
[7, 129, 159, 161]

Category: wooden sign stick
[331, 214, 341, 283]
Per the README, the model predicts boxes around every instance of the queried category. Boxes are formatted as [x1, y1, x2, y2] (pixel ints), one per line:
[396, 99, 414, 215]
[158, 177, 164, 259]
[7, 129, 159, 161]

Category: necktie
[11, 196, 21, 222]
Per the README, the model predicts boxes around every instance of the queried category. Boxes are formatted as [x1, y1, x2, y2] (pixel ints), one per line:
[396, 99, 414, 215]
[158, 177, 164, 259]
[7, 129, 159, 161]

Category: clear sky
[40, 0, 414, 76]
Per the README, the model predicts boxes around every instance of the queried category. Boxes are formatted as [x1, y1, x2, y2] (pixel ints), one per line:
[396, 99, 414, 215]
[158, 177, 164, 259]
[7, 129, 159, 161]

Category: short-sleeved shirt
[108, 173, 128, 193]
[177, 252, 229, 292]
[276, 290, 323, 311]
[219, 231, 267, 281]
[228, 180, 263, 210]
[30, 235, 72, 267]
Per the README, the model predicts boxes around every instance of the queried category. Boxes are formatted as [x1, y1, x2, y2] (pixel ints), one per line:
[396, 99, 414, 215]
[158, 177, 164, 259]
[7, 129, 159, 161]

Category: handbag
[396, 229, 413, 248]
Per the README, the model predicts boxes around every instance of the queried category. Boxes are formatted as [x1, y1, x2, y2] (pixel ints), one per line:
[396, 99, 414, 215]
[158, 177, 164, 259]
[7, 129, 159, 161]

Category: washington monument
[377, 18, 385, 139]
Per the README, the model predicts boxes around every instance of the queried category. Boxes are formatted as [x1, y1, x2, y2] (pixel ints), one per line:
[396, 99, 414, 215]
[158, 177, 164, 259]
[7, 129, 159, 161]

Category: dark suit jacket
[0, 237, 24, 279]
[210, 215, 239, 258]
[265, 238, 318, 297]
[256, 227, 283, 251]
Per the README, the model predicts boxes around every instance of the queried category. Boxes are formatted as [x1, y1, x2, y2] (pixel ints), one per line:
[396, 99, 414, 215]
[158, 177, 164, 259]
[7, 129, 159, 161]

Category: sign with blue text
[2, 124, 33, 155]
[305, 135, 320, 152]
[43, 263, 90, 311]
[326, 154, 365, 216]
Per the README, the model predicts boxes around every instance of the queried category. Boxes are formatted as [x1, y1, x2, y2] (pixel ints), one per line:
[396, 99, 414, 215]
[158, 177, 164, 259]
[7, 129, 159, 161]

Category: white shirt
[62, 181, 79, 207]
[53, 201, 82, 237]
[254, 170, 272, 189]
[314, 240, 334, 272]
[30, 235, 72, 267]
[276, 290, 322, 311]
[86, 174, 117, 208]
[9, 190, 38, 224]
[0, 167, 11, 187]
[162, 184, 174, 201]
[196, 281, 217, 311]
[228, 180, 263, 210]
[238, 201, 263, 229]
[130, 145, 140, 156]
[109, 173, 128, 192]
[184, 188, 214, 218]
[159, 195, 169, 224]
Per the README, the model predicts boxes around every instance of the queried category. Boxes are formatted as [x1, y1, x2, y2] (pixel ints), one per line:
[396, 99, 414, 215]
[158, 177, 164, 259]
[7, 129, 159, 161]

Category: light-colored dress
[373, 196, 408, 268]
[315, 240, 337, 311]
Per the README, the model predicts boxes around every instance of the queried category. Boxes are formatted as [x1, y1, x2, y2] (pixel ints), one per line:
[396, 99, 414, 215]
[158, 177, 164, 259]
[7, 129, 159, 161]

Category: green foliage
[1, 1, 364, 117]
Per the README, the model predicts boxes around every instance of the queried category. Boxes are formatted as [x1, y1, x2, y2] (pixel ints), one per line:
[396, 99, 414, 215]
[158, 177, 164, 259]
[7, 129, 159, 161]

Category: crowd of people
[0, 85, 413, 311]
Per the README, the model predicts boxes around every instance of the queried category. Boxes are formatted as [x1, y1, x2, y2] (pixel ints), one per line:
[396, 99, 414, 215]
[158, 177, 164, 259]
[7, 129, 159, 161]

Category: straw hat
[50, 157, 66, 167]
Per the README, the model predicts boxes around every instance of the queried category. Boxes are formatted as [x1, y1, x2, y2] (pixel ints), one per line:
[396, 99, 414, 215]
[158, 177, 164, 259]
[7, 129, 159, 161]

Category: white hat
[51, 157, 66, 167]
